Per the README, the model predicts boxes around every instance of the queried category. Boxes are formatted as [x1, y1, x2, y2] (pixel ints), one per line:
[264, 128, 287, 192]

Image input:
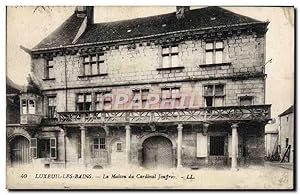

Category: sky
[6, 6, 294, 118]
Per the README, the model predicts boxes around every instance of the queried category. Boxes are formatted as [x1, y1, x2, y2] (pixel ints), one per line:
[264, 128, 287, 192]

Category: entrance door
[10, 136, 30, 167]
[142, 136, 173, 169]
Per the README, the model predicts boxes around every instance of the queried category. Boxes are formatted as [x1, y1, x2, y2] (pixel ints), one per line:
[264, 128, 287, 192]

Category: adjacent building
[7, 6, 271, 170]
[278, 105, 294, 163]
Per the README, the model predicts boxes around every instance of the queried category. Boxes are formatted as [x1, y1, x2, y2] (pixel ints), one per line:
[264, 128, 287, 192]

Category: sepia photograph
[5, 5, 295, 190]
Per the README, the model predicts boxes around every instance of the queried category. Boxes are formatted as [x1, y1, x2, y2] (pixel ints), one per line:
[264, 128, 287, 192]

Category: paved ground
[7, 164, 294, 189]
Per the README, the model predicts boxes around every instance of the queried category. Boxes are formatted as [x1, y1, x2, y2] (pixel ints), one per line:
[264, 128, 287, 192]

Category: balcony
[56, 105, 271, 125]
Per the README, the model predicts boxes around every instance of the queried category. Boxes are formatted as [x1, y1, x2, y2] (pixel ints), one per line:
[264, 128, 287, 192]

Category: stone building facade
[7, 6, 271, 170]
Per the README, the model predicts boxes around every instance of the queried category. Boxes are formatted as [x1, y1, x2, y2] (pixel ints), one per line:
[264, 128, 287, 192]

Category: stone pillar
[203, 123, 209, 165]
[80, 126, 86, 166]
[231, 124, 239, 171]
[125, 125, 131, 165]
[177, 124, 183, 168]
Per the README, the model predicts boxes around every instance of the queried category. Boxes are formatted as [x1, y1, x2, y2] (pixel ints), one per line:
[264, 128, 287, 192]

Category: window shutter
[30, 138, 37, 159]
[50, 138, 57, 159]
[196, 133, 208, 157]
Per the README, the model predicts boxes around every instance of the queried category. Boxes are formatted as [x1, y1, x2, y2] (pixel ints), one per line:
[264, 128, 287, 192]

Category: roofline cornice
[31, 21, 268, 53]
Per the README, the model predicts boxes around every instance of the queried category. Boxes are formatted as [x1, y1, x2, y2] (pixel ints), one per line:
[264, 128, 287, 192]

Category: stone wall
[32, 33, 265, 91]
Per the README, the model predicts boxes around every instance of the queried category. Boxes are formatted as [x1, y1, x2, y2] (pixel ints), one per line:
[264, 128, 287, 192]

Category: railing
[56, 105, 271, 125]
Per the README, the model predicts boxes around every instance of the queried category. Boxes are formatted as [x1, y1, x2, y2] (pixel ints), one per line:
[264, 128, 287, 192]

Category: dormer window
[82, 53, 107, 76]
[162, 45, 179, 68]
[205, 41, 224, 64]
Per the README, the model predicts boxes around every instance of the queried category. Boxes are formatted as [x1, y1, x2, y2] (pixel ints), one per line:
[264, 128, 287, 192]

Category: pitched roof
[278, 105, 294, 117]
[33, 6, 265, 51]
[33, 13, 85, 50]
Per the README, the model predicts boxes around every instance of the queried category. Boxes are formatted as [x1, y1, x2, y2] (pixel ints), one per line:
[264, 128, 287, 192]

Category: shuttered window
[196, 133, 208, 157]
[50, 138, 57, 159]
[30, 138, 37, 159]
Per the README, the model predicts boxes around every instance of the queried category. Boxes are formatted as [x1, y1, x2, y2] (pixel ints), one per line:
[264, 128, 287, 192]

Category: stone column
[177, 124, 183, 168]
[80, 126, 86, 166]
[203, 123, 209, 165]
[231, 124, 239, 171]
[125, 125, 131, 165]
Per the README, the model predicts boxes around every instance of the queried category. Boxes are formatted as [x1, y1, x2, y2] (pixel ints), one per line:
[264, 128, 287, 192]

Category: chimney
[75, 6, 94, 25]
[176, 6, 190, 19]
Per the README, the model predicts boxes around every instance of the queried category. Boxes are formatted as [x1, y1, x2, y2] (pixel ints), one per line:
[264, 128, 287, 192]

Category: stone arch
[8, 134, 31, 167]
[138, 132, 176, 149]
[8, 132, 31, 143]
[139, 132, 176, 169]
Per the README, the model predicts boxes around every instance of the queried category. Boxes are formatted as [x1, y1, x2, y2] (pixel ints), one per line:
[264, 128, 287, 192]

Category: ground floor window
[30, 138, 57, 159]
[210, 136, 225, 156]
[92, 138, 106, 158]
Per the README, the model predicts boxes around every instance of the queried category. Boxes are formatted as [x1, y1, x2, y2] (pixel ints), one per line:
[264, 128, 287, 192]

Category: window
[161, 87, 180, 100]
[22, 100, 27, 114]
[93, 138, 106, 158]
[205, 41, 224, 64]
[22, 99, 36, 114]
[76, 93, 92, 111]
[47, 96, 57, 118]
[116, 143, 122, 151]
[132, 89, 149, 108]
[39, 139, 50, 158]
[210, 136, 225, 156]
[95, 91, 112, 110]
[93, 138, 106, 150]
[45, 59, 54, 79]
[30, 138, 37, 159]
[31, 138, 57, 159]
[203, 84, 225, 107]
[240, 96, 253, 106]
[162, 45, 179, 68]
[82, 53, 106, 76]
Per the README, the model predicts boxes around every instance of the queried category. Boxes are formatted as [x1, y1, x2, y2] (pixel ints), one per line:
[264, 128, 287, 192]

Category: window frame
[92, 137, 106, 158]
[116, 142, 122, 152]
[132, 88, 149, 107]
[161, 45, 179, 68]
[21, 99, 36, 115]
[203, 84, 225, 107]
[47, 96, 57, 118]
[30, 137, 57, 159]
[76, 93, 92, 111]
[205, 40, 224, 65]
[239, 96, 254, 106]
[45, 58, 55, 79]
[161, 87, 181, 100]
[95, 91, 112, 111]
[82, 53, 106, 76]
[30, 138, 37, 159]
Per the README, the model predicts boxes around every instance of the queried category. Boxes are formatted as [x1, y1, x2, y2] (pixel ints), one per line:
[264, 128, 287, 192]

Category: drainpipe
[64, 50, 68, 112]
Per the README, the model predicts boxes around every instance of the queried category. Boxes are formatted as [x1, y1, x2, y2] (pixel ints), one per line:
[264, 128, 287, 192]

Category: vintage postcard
[6, 6, 294, 190]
